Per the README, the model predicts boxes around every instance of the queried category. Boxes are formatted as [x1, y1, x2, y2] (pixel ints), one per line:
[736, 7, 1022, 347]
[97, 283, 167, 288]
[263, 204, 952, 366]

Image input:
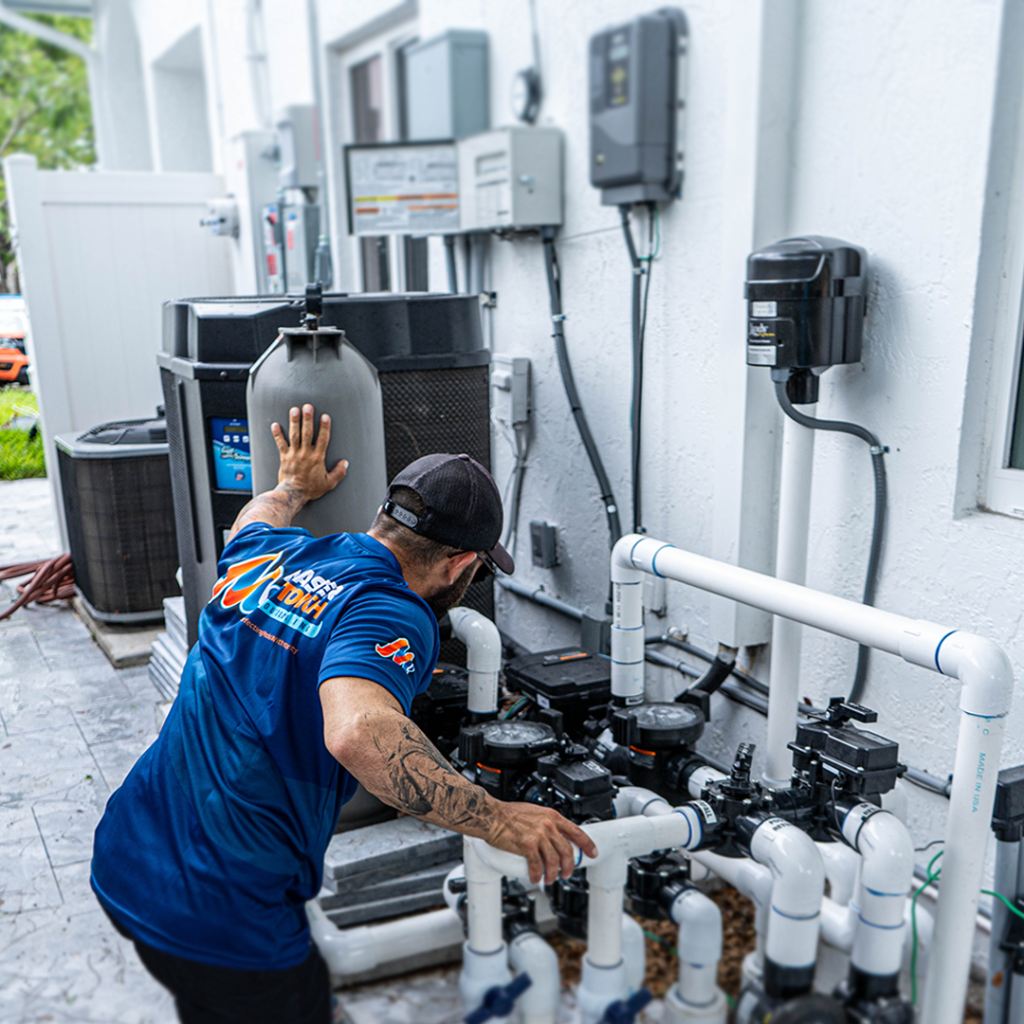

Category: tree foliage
[0, 14, 95, 292]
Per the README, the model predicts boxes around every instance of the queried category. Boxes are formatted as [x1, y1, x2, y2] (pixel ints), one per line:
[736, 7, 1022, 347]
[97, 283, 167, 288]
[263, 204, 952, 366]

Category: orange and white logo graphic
[375, 637, 416, 675]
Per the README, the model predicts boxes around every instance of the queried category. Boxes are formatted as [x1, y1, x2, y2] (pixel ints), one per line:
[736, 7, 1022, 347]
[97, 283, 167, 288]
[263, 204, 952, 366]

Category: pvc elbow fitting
[669, 888, 723, 964]
[447, 607, 502, 715]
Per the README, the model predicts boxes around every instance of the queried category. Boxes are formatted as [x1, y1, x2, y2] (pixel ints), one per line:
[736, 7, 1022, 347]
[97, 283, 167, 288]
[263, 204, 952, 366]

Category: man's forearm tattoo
[370, 717, 495, 832]
[231, 482, 305, 533]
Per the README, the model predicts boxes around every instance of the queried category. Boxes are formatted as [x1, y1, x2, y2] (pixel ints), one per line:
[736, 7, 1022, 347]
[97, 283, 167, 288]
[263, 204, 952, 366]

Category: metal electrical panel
[589, 8, 688, 206]
[457, 127, 562, 231]
[275, 104, 321, 189]
[345, 142, 461, 236]
[404, 30, 490, 141]
[283, 199, 320, 292]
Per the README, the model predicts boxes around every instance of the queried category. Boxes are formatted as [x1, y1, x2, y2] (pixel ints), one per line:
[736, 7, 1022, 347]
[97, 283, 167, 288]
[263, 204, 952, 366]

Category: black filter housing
[503, 648, 612, 737]
[745, 236, 868, 372]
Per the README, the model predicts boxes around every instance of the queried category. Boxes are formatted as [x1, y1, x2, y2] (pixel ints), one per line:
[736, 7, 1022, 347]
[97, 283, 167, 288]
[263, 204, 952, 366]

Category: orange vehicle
[0, 299, 29, 385]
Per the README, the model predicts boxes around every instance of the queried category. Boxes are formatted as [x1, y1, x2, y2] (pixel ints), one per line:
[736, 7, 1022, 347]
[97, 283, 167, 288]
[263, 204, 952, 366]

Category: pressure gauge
[511, 67, 542, 124]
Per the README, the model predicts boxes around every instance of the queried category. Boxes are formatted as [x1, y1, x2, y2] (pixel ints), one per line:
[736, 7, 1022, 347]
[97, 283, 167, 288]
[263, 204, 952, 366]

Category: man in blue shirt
[91, 404, 596, 1023]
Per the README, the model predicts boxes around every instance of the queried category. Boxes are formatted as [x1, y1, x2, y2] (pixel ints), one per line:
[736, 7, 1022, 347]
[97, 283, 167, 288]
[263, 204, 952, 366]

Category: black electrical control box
[588, 7, 687, 206]
[745, 236, 868, 373]
[504, 648, 612, 736]
[530, 520, 559, 568]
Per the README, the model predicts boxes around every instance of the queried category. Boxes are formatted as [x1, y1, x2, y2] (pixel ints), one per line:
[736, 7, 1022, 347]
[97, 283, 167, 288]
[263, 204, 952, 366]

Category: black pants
[101, 904, 331, 1024]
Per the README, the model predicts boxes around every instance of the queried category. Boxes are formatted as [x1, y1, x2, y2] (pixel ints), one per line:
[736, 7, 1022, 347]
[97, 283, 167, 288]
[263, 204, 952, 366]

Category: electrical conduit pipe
[465, 809, 708, 1024]
[765, 406, 816, 784]
[448, 607, 502, 715]
[611, 533, 1013, 1024]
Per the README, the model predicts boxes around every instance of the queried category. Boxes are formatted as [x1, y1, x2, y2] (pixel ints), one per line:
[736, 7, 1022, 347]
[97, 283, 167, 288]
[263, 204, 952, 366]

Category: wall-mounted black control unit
[588, 7, 688, 206]
[745, 236, 868, 375]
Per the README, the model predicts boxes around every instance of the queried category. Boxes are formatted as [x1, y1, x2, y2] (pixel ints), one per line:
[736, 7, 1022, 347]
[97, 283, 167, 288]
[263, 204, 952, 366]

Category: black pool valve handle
[464, 973, 533, 1024]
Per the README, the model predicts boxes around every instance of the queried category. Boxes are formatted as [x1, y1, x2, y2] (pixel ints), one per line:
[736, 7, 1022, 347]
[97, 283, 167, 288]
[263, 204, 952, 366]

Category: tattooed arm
[320, 676, 598, 884]
[227, 403, 349, 542]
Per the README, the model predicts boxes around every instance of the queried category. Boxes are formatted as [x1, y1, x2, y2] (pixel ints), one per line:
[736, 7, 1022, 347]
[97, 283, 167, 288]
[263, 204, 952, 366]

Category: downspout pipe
[448, 607, 502, 716]
[611, 532, 1013, 1024]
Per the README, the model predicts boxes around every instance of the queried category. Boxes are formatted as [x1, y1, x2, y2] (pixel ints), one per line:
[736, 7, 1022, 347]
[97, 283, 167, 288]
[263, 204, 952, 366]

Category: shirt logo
[375, 637, 416, 675]
[211, 553, 284, 614]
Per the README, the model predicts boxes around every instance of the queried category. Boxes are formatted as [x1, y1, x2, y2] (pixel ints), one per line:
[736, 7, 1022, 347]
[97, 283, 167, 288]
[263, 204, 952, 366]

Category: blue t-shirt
[91, 526, 440, 969]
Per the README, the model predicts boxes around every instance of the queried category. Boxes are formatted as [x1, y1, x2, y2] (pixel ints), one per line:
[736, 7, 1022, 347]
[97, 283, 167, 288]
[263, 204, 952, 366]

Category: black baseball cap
[383, 453, 515, 574]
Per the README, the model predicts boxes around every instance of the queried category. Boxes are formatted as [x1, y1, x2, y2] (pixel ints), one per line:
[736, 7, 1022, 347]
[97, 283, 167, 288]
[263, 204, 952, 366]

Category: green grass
[0, 386, 45, 480]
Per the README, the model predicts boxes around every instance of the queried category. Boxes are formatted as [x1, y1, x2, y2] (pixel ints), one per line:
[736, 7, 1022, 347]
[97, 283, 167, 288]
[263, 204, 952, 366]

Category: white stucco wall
[121, 0, 1024, 895]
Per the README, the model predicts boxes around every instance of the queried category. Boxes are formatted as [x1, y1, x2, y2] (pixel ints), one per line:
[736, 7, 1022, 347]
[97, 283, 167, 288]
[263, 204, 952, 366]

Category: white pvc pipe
[613, 785, 673, 818]
[840, 806, 914, 980]
[765, 407, 816, 784]
[508, 931, 559, 1024]
[306, 900, 465, 977]
[611, 533, 1013, 1024]
[622, 913, 647, 993]
[463, 837, 504, 955]
[817, 840, 861, 908]
[686, 764, 727, 800]
[448, 606, 502, 715]
[749, 817, 825, 972]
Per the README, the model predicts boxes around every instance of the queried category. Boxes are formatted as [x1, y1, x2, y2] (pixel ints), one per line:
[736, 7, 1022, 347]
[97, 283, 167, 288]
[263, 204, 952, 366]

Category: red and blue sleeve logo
[375, 637, 416, 675]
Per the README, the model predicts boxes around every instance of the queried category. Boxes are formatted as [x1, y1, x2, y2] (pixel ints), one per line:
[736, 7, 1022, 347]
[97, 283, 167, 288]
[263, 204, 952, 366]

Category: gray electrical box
[276, 104, 321, 189]
[458, 127, 562, 231]
[589, 8, 688, 206]
[282, 198, 320, 292]
[530, 521, 559, 568]
[405, 30, 490, 141]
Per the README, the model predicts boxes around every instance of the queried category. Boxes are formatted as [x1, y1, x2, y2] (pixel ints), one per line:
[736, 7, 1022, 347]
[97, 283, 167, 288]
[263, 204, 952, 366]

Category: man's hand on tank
[486, 803, 599, 885]
[271, 404, 349, 504]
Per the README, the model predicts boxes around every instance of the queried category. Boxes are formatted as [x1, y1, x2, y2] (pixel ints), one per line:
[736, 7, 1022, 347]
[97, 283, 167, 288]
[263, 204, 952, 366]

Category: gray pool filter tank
[247, 288, 387, 537]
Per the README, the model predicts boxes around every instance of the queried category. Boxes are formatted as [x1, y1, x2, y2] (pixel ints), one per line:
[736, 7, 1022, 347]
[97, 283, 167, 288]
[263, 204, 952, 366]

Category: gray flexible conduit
[541, 228, 622, 548]
[774, 379, 887, 705]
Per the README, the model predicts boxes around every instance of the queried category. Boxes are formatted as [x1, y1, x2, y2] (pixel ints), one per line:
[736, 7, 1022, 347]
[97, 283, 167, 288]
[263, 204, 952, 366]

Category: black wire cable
[646, 635, 771, 697]
[620, 205, 646, 533]
[541, 228, 623, 548]
[774, 377, 888, 704]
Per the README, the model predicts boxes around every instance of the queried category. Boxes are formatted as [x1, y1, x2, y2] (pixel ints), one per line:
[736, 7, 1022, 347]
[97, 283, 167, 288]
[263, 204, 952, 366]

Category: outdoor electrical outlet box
[275, 105, 321, 190]
[405, 30, 490, 141]
[457, 127, 563, 231]
[491, 354, 531, 425]
[530, 520, 558, 568]
[589, 7, 688, 206]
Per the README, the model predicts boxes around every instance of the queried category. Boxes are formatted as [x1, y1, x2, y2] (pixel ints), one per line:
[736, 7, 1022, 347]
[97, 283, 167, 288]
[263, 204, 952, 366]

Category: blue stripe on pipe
[650, 543, 676, 578]
[934, 630, 957, 673]
[616, 580, 642, 586]
[613, 625, 645, 631]
[865, 887, 909, 897]
[629, 537, 646, 565]
[963, 709, 1007, 719]
[674, 808, 694, 848]
[611, 658, 645, 666]
[770, 906, 821, 922]
[855, 915, 904, 930]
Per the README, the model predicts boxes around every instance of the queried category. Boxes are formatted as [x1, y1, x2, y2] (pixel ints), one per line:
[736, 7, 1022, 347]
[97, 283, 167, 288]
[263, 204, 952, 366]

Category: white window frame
[980, 63, 1024, 520]
[327, 20, 419, 293]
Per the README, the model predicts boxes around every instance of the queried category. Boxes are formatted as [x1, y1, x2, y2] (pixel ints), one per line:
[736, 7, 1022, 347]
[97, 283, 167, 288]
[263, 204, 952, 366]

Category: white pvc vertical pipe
[921, 708, 1007, 1024]
[765, 406, 816, 784]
